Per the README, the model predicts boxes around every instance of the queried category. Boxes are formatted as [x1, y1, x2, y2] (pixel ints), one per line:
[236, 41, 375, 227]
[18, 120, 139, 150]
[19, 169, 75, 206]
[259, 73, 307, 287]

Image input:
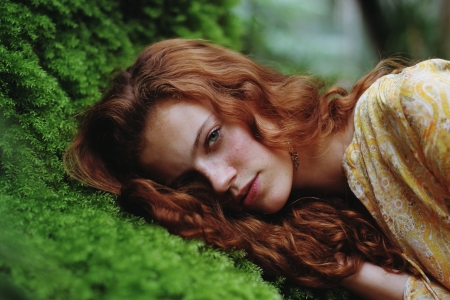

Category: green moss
[0, 193, 282, 299]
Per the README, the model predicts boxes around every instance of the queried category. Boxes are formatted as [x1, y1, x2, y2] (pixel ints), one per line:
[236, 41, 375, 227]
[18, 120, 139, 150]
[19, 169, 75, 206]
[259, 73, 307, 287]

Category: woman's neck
[292, 110, 355, 197]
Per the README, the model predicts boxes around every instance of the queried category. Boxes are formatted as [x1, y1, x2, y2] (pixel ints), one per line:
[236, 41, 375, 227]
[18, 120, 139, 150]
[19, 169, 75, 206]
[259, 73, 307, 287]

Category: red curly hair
[64, 38, 415, 288]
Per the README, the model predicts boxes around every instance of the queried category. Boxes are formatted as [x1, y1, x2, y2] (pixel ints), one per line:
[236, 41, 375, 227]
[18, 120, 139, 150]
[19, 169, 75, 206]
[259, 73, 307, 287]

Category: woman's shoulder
[384, 58, 450, 92]
[356, 58, 450, 113]
[404, 58, 450, 74]
[367, 58, 449, 87]
[395, 58, 450, 94]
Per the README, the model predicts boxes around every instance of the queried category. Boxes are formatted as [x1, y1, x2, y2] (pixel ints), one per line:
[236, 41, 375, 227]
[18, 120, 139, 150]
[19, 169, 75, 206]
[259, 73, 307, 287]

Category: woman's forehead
[148, 99, 213, 133]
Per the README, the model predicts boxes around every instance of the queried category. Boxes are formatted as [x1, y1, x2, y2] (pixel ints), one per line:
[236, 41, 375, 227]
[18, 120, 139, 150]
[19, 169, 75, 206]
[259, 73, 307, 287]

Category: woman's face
[139, 100, 294, 214]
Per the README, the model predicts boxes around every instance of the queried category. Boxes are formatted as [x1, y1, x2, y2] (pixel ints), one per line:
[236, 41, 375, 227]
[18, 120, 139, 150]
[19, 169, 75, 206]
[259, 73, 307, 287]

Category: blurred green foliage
[235, 0, 450, 83]
[358, 0, 450, 60]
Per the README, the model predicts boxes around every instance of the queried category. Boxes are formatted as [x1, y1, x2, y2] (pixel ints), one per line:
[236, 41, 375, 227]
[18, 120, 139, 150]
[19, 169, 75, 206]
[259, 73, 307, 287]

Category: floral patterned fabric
[342, 59, 450, 299]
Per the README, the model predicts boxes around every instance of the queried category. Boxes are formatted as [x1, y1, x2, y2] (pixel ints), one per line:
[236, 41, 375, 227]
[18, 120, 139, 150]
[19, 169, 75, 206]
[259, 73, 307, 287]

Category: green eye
[207, 129, 220, 148]
[209, 130, 219, 141]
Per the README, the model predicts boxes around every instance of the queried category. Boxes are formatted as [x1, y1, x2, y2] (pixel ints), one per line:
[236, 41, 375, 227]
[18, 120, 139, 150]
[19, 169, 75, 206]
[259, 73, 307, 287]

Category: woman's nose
[197, 161, 236, 194]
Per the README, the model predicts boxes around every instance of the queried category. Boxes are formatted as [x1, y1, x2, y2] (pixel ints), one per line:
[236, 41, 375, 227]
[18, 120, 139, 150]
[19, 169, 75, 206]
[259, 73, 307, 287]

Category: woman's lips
[242, 175, 259, 207]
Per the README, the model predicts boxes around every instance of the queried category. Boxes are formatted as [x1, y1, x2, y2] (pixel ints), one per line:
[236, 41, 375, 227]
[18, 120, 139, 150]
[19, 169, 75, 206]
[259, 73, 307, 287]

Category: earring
[289, 151, 299, 171]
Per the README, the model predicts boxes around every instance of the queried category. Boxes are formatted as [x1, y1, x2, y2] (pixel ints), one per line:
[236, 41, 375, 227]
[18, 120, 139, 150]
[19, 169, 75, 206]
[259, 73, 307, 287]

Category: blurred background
[234, 0, 450, 85]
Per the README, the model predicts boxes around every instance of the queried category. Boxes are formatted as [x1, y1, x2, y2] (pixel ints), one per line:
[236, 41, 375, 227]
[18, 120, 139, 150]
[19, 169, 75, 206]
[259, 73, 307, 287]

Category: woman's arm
[340, 261, 409, 300]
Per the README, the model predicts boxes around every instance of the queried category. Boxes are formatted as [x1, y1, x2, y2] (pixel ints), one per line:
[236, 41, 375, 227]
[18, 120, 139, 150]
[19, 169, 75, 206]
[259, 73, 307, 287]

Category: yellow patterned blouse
[342, 59, 450, 299]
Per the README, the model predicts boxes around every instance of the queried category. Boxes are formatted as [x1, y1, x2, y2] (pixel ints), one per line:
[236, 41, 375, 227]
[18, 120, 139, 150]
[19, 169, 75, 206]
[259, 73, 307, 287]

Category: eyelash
[206, 127, 221, 152]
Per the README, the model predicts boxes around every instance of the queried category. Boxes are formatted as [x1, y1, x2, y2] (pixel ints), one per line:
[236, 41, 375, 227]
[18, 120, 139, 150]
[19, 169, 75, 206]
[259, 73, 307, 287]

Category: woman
[65, 39, 450, 299]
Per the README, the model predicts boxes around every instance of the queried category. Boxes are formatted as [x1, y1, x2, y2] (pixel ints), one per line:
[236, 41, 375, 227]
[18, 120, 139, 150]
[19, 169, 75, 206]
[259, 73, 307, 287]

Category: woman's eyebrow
[192, 114, 213, 155]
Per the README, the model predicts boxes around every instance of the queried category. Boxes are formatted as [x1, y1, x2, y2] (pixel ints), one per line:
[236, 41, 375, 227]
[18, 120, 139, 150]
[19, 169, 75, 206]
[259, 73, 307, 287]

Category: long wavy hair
[64, 38, 415, 287]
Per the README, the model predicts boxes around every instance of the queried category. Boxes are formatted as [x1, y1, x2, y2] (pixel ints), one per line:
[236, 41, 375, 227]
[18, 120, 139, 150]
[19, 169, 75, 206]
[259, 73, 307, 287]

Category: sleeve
[397, 59, 450, 299]
[404, 275, 450, 300]
[343, 59, 450, 298]
[399, 59, 450, 192]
